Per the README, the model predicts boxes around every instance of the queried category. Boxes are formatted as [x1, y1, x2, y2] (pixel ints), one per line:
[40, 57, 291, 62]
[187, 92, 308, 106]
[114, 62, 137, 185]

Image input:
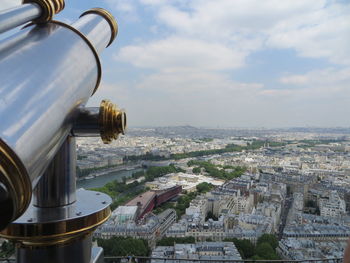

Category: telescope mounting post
[2, 135, 111, 263]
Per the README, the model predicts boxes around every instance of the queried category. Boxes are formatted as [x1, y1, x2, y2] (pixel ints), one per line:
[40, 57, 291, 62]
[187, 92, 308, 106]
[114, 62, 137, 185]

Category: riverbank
[77, 167, 143, 189]
[77, 163, 141, 181]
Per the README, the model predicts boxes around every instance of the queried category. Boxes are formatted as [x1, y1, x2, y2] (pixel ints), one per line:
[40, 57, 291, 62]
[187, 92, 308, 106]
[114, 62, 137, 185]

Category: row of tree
[196, 182, 214, 193]
[124, 140, 285, 163]
[144, 165, 185, 181]
[96, 237, 150, 256]
[76, 163, 121, 178]
[224, 234, 280, 260]
[188, 160, 246, 180]
[95, 234, 279, 258]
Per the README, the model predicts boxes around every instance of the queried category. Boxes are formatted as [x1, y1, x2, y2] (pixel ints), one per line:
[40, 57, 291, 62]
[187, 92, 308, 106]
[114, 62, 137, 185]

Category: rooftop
[125, 191, 156, 209]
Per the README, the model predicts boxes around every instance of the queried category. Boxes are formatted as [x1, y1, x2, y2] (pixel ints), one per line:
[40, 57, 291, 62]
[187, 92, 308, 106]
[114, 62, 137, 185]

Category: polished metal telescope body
[0, 3, 125, 263]
[0, 0, 65, 34]
[0, 9, 117, 228]
[0, 4, 41, 34]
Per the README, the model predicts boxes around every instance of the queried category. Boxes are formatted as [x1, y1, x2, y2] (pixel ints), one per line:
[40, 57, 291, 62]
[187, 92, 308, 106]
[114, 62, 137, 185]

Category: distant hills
[126, 126, 350, 139]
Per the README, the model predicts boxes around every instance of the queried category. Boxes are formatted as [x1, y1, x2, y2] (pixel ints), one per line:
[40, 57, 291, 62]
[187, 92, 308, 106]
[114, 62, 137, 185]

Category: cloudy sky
[1, 0, 350, 127]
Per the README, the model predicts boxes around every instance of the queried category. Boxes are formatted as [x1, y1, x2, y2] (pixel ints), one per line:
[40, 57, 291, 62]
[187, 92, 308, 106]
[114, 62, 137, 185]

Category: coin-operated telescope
[0, 1, 126, 262]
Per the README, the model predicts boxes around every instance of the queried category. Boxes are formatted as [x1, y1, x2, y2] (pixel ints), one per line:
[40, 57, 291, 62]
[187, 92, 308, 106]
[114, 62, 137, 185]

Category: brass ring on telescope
[49, 20, 102, 96]
[80, 8, 118, 47]
[0, 206, 111, 246]
[22, 0, 54, 23]
[52, 0, 65, 13]
[22, 0, 65, 23]
[99, 100, 126, 144]
[0, 139, 32, 230]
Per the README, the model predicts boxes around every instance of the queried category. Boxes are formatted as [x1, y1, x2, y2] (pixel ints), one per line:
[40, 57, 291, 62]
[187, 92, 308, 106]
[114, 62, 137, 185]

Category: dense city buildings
[76, 127, 350, 261]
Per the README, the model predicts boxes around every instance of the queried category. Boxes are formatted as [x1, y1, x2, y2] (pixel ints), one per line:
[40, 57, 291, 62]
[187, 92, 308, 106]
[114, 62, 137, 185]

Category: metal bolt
[27, 218, 33, 222]
[76, 212, 82, 216]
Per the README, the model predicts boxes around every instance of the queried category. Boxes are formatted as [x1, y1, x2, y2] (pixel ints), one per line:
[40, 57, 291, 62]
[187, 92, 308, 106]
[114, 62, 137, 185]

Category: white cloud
[115, 1, 349, 92]
[280, 75, 308, 86]
[91, 68, 350, 127]
[123, 71, 265, 127]
[116, 37, 245, 72]
[267, 3, 350, 65]
[156, 0, 326, 35]
[258, 66, 350, 127]
[87, 82, 130, 108]
[137, 0, 350, 65]
[116, 0, 350, 75]
[136, 70, 263, 93]
[104, 0, 139, 21]
[263, 67, 350, 99]
[108, 0, 350, 127]
[280, 67, 350, 88]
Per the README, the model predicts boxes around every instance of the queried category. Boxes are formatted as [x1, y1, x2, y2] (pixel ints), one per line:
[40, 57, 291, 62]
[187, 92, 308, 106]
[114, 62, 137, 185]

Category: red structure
[125, 186, 182, 220]
[125, 191, 156, 219]
[155, 186, 182, 206]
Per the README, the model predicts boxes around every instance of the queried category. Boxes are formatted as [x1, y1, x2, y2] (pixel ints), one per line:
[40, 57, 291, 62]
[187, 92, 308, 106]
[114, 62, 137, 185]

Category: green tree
[196, 182, 214, 193]
[132, 171, 145, 179]
[251, 255, 263, 260]
[192, 167, 201, 174]
[0, 241, 15, 258]
[223, 238, 255, 259]
[257, 234, 278, 249]
[224, 235, 280, 260]
[125, 140, 288, 163]
[122, 176, 127, 184]
[255, 242, 275, 259]
[97, 237, 150, 256]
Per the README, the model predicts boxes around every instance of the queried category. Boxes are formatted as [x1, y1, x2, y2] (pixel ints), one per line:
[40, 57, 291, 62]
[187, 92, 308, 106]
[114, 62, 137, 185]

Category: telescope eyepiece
[99, 100, 127, 144]
[0, 140, 31, 231]
[72, 101, 127, 143]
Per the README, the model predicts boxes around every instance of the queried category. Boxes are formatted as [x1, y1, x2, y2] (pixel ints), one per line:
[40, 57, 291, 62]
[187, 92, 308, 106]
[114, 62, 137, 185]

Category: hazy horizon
[128, 125, 350, 129]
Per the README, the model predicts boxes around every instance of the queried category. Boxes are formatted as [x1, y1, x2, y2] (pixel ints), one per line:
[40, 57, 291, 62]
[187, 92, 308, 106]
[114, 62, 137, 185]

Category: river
[77, 168, 143, 189]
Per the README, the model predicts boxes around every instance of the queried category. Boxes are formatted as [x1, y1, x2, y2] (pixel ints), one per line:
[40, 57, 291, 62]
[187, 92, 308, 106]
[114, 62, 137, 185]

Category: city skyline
[2, 0, 350, 128]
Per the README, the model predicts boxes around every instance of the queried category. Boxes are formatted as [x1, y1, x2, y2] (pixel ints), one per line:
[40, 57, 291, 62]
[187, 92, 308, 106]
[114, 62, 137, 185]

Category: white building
[111, 206, 138, 224]
[319, 191, 346, 217]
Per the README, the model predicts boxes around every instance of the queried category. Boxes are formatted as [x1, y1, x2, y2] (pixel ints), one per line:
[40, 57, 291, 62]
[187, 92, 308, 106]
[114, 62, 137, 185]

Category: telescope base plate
[0, 189, 111, 246]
